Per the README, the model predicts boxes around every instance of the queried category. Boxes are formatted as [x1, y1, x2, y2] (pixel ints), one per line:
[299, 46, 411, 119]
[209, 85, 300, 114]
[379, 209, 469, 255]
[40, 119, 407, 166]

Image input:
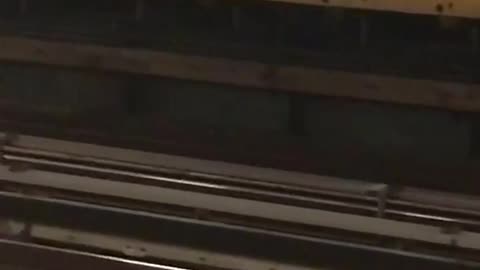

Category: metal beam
[0, 36, 479, 111]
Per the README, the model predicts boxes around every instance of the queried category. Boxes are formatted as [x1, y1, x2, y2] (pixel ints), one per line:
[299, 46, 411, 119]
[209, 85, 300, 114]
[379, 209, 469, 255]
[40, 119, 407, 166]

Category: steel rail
[3, 146, 480, 231]
[0, 190, 479, 269]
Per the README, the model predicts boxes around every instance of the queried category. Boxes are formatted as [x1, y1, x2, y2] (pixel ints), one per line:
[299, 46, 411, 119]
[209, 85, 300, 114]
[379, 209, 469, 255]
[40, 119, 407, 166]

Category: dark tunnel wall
[0, 63, 473, 192]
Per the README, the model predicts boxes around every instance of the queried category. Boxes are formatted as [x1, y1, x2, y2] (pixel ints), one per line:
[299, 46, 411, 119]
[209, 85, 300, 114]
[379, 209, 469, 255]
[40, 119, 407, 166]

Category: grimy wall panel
[0, 65, 123, 116]
[305, 98, 470, 163]
[140, 79, 290, 134]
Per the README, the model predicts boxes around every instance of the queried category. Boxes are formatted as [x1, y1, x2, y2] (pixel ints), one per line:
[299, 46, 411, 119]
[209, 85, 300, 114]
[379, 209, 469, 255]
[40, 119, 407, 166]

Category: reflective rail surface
[0, 239, 191, 270]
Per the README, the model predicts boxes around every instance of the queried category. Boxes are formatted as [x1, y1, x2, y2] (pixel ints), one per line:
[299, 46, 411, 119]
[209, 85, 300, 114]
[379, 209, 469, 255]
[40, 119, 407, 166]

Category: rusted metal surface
[265, 0, 480, 18]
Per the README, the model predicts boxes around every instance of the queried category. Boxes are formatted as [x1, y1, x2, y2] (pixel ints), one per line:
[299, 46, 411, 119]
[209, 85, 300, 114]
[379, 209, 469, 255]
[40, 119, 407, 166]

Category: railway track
[4, 142, 480, 232]
[1, 194, 478, 270]
[1, 132, 480, 268]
